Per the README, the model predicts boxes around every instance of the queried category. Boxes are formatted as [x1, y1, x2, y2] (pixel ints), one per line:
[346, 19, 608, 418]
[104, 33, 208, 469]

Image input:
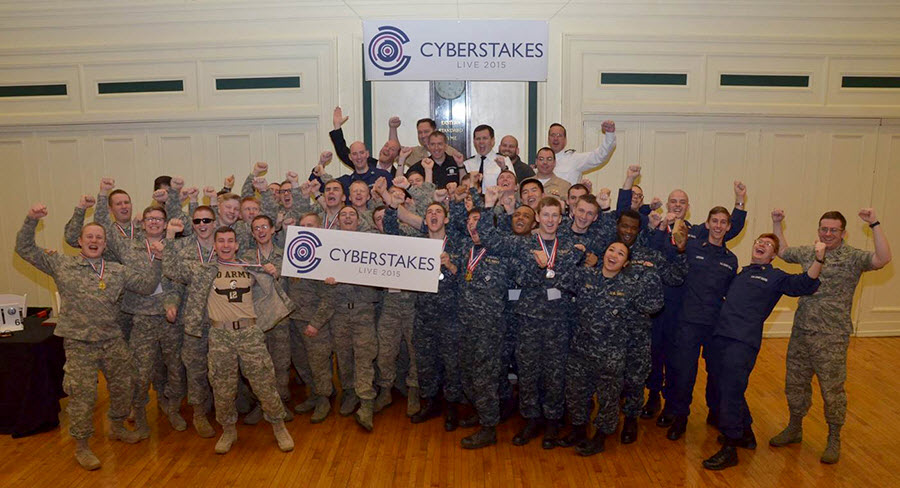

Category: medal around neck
[545, 269, 555, 279]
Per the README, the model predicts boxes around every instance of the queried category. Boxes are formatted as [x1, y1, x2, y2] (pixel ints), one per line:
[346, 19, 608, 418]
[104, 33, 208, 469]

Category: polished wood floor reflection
[1, 337, 898, 488]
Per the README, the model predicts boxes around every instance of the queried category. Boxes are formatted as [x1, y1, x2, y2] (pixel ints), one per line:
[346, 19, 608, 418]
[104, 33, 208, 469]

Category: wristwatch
[869, 220, 881, 228]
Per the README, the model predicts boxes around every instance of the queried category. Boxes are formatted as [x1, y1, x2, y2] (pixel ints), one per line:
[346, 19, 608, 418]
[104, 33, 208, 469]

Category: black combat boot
[461, 426, 497, 450]
[410, 396, 442, 424]
[575, 432, 606, 456]
[512, 418, 544, 446]
[620, 416, 638, 444]
[444, 402, 459, 432]
[542, 419, 561, 449]
[558, 424, 587, 448]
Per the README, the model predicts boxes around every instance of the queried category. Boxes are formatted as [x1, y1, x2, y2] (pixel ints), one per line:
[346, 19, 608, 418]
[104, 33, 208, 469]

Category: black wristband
[869, 220, 881, 229]
[816, 257, 825, 264]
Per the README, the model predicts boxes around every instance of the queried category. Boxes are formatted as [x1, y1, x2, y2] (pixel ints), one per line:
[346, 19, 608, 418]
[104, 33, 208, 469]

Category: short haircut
[426, 202, 448, 216]
[819, 211, 847, 230]
[576, 194, 600, 211]
[536, 146, 555, 159]
[324, 180, 344, 192]
[142, 205, 167, 220]
[299, 212, 321, 225]
[349, 180, 370, 190]
[519, 178, 544, 196]
[240, 196, 260, 206]
[373, 205, 386, 214]
[549, 123, 567, 137]
[153, 175, 171, 191]
[252, 215, 274, 228]
[618, 209, 642, 223]
[220, 193, 240, 204]
[405, 168, 425, 180]
[417, 118, 437, 130]
[537, 196, 563, 214]
[339, 205, 360, 218]
[428, 131, 448, 144]
[757, 233, 781, 254]
[468, 207, 482, 218]
[214, 226, 236, 239]
[193, 205, 215, 217]
[567, 184, 589, 198]
[498, 169, 517, 183]
[81, 222, 106, 238]
[473, 124, 495, 138]
[707, 206, 732, 221]
[107, 189, 130, 206]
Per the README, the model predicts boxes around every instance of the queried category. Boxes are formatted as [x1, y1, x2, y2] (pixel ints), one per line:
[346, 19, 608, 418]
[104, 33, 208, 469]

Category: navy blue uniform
[646, 209, 746, 402]
[711, 264, 819, 440]
[661, 237, 738, 418]
[477, 211, 584, 421]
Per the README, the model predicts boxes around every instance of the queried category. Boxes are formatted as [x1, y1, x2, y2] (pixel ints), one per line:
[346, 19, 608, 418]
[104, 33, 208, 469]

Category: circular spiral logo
[368, 25, 411, 76]
[286, 231, 322, 274]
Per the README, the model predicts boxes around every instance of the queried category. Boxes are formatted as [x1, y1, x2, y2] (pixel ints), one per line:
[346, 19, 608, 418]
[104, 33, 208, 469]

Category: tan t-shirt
[207, 264, 257, 322]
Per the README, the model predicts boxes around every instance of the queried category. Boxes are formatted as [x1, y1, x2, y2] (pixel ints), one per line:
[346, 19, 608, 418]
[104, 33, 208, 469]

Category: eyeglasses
[144, 217, 165, 223]
[273, 190, 286, 195]
[754, 239, 775, 249]
[818, 227, 843, 234]
[193, 218, 215, 224]
[252, 225, 270, 231]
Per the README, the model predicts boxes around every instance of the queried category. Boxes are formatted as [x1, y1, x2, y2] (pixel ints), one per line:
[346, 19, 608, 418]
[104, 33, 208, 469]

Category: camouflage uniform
[477, 212, 584, 421]
[562, 266, 663, 434]
[241, 246, 292, 403]
[781, 243, 875, 426]
[287, 277, 334, 398]
[16, 217, 160, 439]
[165, 250, 293, 427]
[620, 244, 687, 417]
[384, 207, 463, 404]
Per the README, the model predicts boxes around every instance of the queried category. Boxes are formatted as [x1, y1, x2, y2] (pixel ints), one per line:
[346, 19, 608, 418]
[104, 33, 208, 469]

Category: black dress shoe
[461, 426, 497, 449]
[410, 397, 442, 424]
[444, 403, 459, 432]
[717, 428, 757, 450]
[620, 417, 638, 444]
[703, 446, 738, 470]
[666, 415, 688, 441]
[640, 391, 661, 419]
[558, 424, 587, 448]
[656, 413, 676, 428]
[542, 420, 561, 450]
[512, 418, 543, 446]
[575, 433, 606, 456]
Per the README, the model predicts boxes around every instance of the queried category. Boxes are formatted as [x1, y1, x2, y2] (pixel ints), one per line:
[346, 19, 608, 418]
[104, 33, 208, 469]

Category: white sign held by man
[364, 20, 548, 81]
[280, 226, 443, 293]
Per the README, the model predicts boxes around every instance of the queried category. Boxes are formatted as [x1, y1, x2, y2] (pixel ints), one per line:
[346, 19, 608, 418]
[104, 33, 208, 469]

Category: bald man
[330, 106, 401, 177]
[498, 135, 536, 183]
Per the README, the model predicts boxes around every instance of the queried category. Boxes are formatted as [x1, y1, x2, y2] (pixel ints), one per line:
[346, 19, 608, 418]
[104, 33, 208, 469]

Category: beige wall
[1, 1, 899, 335]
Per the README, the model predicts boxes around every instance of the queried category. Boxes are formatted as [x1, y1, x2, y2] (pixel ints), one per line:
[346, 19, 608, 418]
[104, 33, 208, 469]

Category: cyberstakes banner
[363, 20, 548, 81]
[280, 226, 444, 293]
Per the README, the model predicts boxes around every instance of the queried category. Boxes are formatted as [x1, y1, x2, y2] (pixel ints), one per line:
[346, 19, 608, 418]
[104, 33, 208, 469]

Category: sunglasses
[192, 218, 215, 224]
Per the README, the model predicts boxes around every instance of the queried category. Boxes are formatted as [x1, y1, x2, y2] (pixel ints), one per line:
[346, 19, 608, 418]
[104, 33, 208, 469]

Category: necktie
[478, 155, 486, 174]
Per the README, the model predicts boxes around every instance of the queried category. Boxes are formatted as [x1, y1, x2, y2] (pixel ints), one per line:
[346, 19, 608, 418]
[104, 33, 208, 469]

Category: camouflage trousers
[182, 327, 212, 411]
[414, 309, 462, 403]
[293, 319, 334, 398]
[289, 317, 313, 387]
[265, 320, 292, 403]
[621, 319, 652, 418]
[376, 293, 418, 389]
[130, 314, 185, 409]
[208, 325, 285, 426]
[460, 309, 507, 427]
[62, 337, 134, 440]
[785, 328, 850, 426]
[566, 348, 626, 435]
[500, 309, 518, 402]
[517, 316, 568, 420]
[332, 304, 378, 400]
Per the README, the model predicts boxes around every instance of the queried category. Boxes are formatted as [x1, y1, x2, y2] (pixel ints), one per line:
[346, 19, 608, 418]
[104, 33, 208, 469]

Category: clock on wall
[430, 81, 469, 157]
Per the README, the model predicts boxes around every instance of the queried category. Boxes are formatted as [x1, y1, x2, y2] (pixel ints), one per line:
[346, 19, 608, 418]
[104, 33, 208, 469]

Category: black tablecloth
[0, 307, 65, 438]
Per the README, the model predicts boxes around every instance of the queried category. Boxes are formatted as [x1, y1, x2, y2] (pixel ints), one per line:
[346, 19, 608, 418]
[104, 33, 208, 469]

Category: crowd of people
[15, 108, 891, 473]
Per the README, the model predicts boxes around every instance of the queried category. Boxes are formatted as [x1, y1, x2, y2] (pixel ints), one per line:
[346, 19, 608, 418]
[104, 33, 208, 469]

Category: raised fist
[78, 195, 96, 210]
[152, 189, 168, 203]
[734, 180, 747, 199]
[170, 176, 185, 191]
[814, 240, 827, 260]
[252, 162, 268, 177]
[393, 175, 410, 189]
[579, 178, 593, 194]
[597, 188, 611, 208]
[771, 208, 785, 223]
[252, 177, 268, 193]
[494, 156, 508, 170]
[421, 158, 435, 172]
[182, 187, 199, 202]
[433, 189, 449, 203]
[286, 171, 299, 187]
[319, 151, 333, 166]
[99, 177, 115, 194]
[399, 146, 413, 162]
[312, 164, 325, 177]
[649, 197, 662, 211]
[601, 120, 616, 133]
[452, 151, 465, 167]
[167, 218, 185, 237]
[224, 174, 235, 189]
[858, 208, 878, 224]
[203, 186, 217, 201]
[28, 203, 48, 220]
[388, 116, 401, 129]
[626, 165, 641, 180]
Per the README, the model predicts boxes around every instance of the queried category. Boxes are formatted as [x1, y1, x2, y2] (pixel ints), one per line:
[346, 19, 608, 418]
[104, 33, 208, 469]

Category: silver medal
[545, 269, 555, 279]
[439, 272, 445, 280]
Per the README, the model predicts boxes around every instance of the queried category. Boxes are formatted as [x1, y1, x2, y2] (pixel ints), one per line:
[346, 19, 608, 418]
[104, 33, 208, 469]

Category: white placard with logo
[364, 20, 548, 81]
[0, 294, 26, 334]
[280, 226, 444, 293]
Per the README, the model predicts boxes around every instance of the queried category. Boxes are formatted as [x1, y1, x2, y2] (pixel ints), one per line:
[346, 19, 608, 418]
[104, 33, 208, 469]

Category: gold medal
[98, 280, 106, 290]
[465, 270, 473, 282]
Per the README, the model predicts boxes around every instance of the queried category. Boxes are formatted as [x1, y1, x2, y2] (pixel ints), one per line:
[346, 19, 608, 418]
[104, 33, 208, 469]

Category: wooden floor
[2, 337, 899, 488]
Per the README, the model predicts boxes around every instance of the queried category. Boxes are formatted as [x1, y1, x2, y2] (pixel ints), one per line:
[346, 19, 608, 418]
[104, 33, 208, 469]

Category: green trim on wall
[720, 74, 809, 87]
[363, 45, 373, 152]
[216, 76, 301, 91]
[98, 80, 184, 94]
[0, 84, 67, 97]
[527, 81, 538, 165]
[842, 76, 900, 89]
[601, 73, 687, 86]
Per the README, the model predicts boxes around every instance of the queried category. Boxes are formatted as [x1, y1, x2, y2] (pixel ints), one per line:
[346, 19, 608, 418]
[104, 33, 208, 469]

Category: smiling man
[547, 120, 616, 185]
[462, 125, 512, 188]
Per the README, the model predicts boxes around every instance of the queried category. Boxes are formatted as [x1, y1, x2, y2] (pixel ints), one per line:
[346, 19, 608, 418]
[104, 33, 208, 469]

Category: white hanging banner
[280, 226, 444, 293]
[364, 20, 548, 81]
